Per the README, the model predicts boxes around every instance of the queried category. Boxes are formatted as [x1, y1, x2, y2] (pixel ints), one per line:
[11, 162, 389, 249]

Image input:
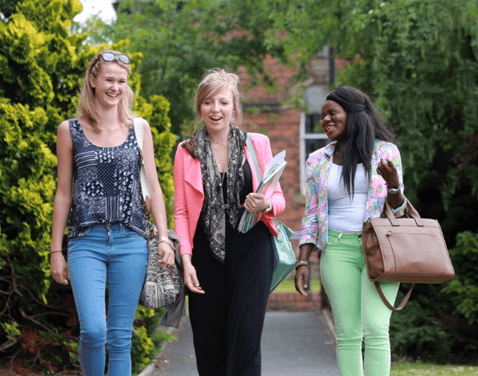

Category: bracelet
[295, 259, 309, 269]
[261, 201, 272, 214]
[51, 250, 62, 254]
[158, 237, 175, 250]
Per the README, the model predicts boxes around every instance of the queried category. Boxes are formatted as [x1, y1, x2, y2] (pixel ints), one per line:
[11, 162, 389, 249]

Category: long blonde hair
[77, 49, 134, 127]
[194, 68, 242, 129]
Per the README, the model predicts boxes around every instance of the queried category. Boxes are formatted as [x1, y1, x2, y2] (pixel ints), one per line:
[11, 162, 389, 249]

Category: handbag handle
[133, 117, 152, 212]
[375, 282, 414, 311]
[133, 118, 155, 238]
[383, 199, 424, 227]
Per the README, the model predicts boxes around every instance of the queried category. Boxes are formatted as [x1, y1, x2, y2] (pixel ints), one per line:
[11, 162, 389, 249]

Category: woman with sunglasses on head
[50, 49, 174, 376]
[174, 68, 285, 375]
[295, 86, 407, 375]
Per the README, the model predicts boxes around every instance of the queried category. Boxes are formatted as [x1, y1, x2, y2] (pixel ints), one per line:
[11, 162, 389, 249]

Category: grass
[391, 362, 478, 375]
[273, 278, 321, 293]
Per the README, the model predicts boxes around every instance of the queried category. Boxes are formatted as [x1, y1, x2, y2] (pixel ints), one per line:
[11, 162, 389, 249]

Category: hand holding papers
[238, 151, 287, 233]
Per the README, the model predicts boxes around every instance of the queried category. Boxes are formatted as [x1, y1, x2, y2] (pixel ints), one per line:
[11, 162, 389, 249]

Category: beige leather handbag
[362, 200, 455, 311]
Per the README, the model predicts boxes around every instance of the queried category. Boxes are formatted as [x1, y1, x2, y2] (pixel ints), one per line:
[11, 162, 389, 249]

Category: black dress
[188, 160, 276, 376]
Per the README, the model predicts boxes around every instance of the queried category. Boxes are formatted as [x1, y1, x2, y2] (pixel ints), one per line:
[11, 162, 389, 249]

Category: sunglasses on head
[94, 52, 131, 66]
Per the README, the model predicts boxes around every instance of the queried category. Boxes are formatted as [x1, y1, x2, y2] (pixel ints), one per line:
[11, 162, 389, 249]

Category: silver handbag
[141, 228, 182, 309]
[134, 118, 183, 310]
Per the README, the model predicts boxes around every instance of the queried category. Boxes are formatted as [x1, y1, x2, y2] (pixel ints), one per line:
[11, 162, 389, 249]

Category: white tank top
[328, 163, 369, 233]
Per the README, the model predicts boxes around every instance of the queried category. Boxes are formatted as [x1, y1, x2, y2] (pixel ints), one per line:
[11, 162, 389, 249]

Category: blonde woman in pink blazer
[174, 69, 285, 376]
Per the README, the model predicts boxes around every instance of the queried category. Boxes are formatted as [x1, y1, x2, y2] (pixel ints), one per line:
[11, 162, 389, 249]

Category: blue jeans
[68, 223, 147, 376]
[320, 231, 399, 376]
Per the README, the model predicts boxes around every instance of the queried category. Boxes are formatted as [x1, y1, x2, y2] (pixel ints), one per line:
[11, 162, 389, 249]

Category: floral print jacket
[299, 140, 407, 251]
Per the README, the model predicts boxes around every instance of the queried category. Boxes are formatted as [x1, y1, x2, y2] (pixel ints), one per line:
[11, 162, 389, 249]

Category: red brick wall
[237, 55, 343, 240]
[236, 54, 343, 279]
[238, 56, 304, 235]
[238, 55, 296, 104]
[241, 111, 302, 232]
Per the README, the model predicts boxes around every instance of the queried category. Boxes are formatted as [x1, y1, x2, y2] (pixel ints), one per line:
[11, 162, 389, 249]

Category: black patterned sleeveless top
[67, 119, 147, 239]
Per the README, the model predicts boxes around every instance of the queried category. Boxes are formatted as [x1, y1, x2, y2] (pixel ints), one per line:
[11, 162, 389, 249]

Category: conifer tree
[0, 0, 175, 372]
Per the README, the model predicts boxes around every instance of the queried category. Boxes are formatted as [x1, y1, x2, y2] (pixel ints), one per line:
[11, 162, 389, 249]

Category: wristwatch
[387, 186, 400, 194]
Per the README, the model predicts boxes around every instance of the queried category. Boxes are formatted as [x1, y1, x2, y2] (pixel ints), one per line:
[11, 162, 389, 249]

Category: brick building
[111, 0, 335, 246]
[239, 48, 341, 253]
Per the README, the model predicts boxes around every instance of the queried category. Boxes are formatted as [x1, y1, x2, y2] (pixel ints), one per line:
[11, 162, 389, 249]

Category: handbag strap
[383, 199, 422, 227]
[371, 198, 418, 310]
[375, 199, 422, 310]
[133, 117, 152, 212]
[375, 282, 414, 311]
[246, 133, 281, 229]
[246, 133, 262, 186]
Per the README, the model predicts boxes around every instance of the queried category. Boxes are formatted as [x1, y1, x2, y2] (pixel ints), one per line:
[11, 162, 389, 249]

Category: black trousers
[188, 221, 276, 376]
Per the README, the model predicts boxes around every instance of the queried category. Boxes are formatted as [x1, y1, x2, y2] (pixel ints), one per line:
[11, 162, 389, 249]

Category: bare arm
[50, 121, 73, 285]
[141, 120, 174, 266]
[180, 254, 205, 294]
[294, 243, 315, 297]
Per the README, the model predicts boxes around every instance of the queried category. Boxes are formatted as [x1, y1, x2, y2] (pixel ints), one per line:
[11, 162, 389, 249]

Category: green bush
[0, 0, 176, 373]
[440, 231, 478, 361]
[390, 232, 478, 363]
[443, 232, 478, 326]
[131, 306, 176, 375]
[390, 288, 452, 362]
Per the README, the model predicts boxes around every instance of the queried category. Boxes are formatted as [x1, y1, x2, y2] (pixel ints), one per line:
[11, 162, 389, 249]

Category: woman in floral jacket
[295, 86, 406, 376]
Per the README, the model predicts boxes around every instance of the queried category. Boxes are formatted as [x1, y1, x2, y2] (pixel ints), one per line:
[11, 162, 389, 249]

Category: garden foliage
[443, 232, 478, 327]
[82, 0, 287, 137]
[390, 288, 452, 362]
[321, 1, 478, 361]
[390, 231, 478, 363]
[0, 0, 175, 373]
[258, 0, 478, 362]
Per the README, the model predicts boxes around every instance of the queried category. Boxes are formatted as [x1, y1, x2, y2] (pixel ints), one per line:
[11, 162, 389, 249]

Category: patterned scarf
[182, 126, 246, 262]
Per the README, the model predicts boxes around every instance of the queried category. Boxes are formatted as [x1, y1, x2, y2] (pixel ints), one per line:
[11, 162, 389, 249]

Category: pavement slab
[151, 311, 338, 376]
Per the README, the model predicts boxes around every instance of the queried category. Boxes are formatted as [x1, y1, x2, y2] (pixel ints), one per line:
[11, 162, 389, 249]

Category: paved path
[151, 311, 339, 376]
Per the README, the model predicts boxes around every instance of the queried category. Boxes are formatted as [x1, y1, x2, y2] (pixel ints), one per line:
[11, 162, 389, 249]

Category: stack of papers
[238, 150, 287, 233]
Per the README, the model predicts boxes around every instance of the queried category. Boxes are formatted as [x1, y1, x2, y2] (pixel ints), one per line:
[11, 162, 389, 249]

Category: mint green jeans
[320, 231, 399, 376]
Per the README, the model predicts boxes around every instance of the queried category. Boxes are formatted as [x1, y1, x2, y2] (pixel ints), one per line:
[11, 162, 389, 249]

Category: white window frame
[299, 112, 329, 196]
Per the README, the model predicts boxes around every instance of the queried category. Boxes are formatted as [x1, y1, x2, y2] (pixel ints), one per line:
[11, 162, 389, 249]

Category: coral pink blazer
[174, 133, 286, 257]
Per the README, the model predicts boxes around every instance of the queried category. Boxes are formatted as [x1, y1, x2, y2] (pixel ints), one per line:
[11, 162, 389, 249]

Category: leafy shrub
[440, 231, 478, 361]
[0, 0, 176, 373]
[442, 232, 478, 326]
[131, 306, 176, 375]
[390, 232, 478, 363]
[131, 326, 155, 372]
[390, 286, 452, 363]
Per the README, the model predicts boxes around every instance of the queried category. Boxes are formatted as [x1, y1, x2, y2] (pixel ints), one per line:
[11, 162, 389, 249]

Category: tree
[0, 0, 22, 19]
[0, 0, 175, 372]
[84, 0, 286, 136]
[262, 0, 478, 361]
[263, 0, 478, 246]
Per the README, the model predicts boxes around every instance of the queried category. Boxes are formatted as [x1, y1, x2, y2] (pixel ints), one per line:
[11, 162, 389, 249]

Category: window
[300, 85, 330, 196]
[300, 113, 329, 196]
